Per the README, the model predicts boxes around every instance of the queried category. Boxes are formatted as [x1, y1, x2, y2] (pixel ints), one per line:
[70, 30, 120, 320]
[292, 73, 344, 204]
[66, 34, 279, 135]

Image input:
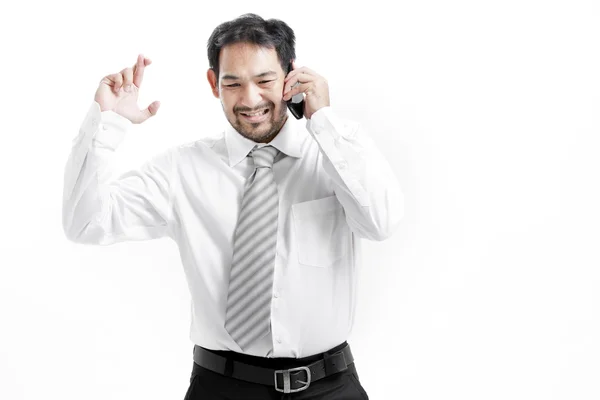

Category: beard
[226, 101, 288, 143]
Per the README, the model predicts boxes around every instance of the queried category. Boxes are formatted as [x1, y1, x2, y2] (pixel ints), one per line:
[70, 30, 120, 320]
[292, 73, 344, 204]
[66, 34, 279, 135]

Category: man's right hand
[94, 54, 160, 124]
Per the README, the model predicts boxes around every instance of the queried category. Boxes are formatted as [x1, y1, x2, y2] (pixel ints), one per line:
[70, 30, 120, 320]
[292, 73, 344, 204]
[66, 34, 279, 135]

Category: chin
[236, 119, 271, 138]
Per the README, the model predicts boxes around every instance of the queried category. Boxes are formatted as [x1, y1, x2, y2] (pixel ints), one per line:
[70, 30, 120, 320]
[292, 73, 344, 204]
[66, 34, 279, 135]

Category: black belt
[193, 343, 354, 394]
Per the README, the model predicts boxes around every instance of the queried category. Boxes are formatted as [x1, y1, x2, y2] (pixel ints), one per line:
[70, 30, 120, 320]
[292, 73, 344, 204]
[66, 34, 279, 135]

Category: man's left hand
[282, 61, 330, 119]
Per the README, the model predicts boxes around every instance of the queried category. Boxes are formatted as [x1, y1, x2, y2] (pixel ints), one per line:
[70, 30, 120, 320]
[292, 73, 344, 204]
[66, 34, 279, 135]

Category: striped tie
[225, 145, 280, 351]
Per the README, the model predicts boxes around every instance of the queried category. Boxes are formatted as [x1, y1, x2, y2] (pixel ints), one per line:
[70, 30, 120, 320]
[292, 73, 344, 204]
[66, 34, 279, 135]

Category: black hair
[207, 13, 296, 81]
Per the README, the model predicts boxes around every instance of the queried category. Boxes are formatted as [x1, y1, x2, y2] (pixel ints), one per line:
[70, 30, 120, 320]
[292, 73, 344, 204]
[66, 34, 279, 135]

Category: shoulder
[166, 131, 227, 164]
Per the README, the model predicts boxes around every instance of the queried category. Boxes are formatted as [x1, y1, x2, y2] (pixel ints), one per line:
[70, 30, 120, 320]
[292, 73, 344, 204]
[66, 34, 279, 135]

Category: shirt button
[273, 291, 279, 298]
[101, 124, 108, 130]
[276, 337, 282, 344]
[336, 161, 348, 170]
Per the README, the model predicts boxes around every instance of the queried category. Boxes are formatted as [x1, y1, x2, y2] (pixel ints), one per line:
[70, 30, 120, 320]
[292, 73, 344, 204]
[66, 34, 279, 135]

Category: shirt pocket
[291, 195, 351, 268]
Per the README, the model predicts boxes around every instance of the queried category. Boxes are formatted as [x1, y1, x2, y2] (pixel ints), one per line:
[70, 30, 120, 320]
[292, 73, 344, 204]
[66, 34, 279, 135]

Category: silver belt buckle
[274, 366, 311, 393]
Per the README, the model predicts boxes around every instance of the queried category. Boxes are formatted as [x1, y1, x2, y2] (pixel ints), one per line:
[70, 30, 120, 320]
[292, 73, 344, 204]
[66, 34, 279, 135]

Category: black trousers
[183, 341, 370, 400]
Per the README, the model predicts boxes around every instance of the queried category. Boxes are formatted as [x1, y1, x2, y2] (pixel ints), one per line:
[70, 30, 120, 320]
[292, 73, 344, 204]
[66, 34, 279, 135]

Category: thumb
[139, 100, 161, 123]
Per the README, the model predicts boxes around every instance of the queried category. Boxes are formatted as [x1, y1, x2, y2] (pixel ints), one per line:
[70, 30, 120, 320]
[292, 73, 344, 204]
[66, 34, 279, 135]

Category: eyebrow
[221, 70, 278, 81]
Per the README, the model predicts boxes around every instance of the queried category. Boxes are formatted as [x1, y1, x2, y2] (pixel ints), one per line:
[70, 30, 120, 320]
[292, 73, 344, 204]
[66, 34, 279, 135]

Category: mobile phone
[286, 62, 304, 119]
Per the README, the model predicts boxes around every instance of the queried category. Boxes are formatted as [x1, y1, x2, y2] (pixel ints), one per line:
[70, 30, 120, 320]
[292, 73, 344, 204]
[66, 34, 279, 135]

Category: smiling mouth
[239, 108, 270, 123]
[240, 109, 269, 117]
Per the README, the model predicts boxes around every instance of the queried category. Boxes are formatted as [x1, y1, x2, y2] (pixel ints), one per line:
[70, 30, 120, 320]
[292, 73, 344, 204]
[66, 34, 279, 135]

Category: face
[207, 42, 289, 143]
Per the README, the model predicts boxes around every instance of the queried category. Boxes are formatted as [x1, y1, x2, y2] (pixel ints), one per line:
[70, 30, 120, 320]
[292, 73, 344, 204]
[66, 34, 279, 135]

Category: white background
[1, 0, 599, 399]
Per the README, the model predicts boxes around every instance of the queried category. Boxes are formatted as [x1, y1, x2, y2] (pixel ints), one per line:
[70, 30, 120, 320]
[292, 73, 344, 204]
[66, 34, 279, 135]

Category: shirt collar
[225, 115, 303, 167]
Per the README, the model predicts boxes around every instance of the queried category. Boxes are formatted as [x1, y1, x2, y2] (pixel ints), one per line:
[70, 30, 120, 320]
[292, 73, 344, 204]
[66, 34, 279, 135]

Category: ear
[284, 60, 293, 77]
[206, 68, 219, 98]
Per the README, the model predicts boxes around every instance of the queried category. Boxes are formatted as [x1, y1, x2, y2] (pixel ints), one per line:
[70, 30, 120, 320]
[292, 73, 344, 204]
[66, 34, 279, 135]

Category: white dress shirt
[62, 101, 404, 358]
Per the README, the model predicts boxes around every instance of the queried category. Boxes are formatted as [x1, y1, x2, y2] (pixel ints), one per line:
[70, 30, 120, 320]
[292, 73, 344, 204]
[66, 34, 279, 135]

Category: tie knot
[250, 145, 279, 169]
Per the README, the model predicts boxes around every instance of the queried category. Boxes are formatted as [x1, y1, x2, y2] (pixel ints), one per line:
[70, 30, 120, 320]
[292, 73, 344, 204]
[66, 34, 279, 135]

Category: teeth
[242, 109, 267, 116]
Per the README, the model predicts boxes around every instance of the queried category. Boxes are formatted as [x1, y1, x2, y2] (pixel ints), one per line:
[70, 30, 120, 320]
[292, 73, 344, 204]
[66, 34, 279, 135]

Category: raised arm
[62, 54, 172, 245]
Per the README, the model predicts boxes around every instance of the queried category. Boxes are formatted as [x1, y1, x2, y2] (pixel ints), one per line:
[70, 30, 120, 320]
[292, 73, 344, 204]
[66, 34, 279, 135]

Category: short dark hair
[207, 13, 296, 81]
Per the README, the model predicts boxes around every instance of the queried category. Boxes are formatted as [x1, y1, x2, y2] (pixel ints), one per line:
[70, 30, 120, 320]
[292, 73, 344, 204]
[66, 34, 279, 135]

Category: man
[62, 13, 403, 400]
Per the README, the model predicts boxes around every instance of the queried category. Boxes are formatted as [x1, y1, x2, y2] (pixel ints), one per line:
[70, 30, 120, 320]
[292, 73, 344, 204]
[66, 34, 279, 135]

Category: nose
[239, 83, 264, 110]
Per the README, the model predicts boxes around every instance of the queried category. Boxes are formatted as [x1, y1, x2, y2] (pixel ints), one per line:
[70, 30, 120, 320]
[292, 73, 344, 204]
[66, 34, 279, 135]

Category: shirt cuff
[306, 106, 342, 140]
[305, 106, 370, 207]
[88, 101, 132, 150]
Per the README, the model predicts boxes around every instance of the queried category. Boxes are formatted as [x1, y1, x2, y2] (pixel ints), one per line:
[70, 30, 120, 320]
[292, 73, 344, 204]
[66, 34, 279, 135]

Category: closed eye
[223, 80, 275, 88]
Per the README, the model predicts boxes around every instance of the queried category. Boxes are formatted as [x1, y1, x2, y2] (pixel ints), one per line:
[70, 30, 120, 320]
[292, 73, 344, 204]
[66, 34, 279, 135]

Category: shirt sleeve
[306, 107, 404, 241]
[62, 101, 174, 245]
